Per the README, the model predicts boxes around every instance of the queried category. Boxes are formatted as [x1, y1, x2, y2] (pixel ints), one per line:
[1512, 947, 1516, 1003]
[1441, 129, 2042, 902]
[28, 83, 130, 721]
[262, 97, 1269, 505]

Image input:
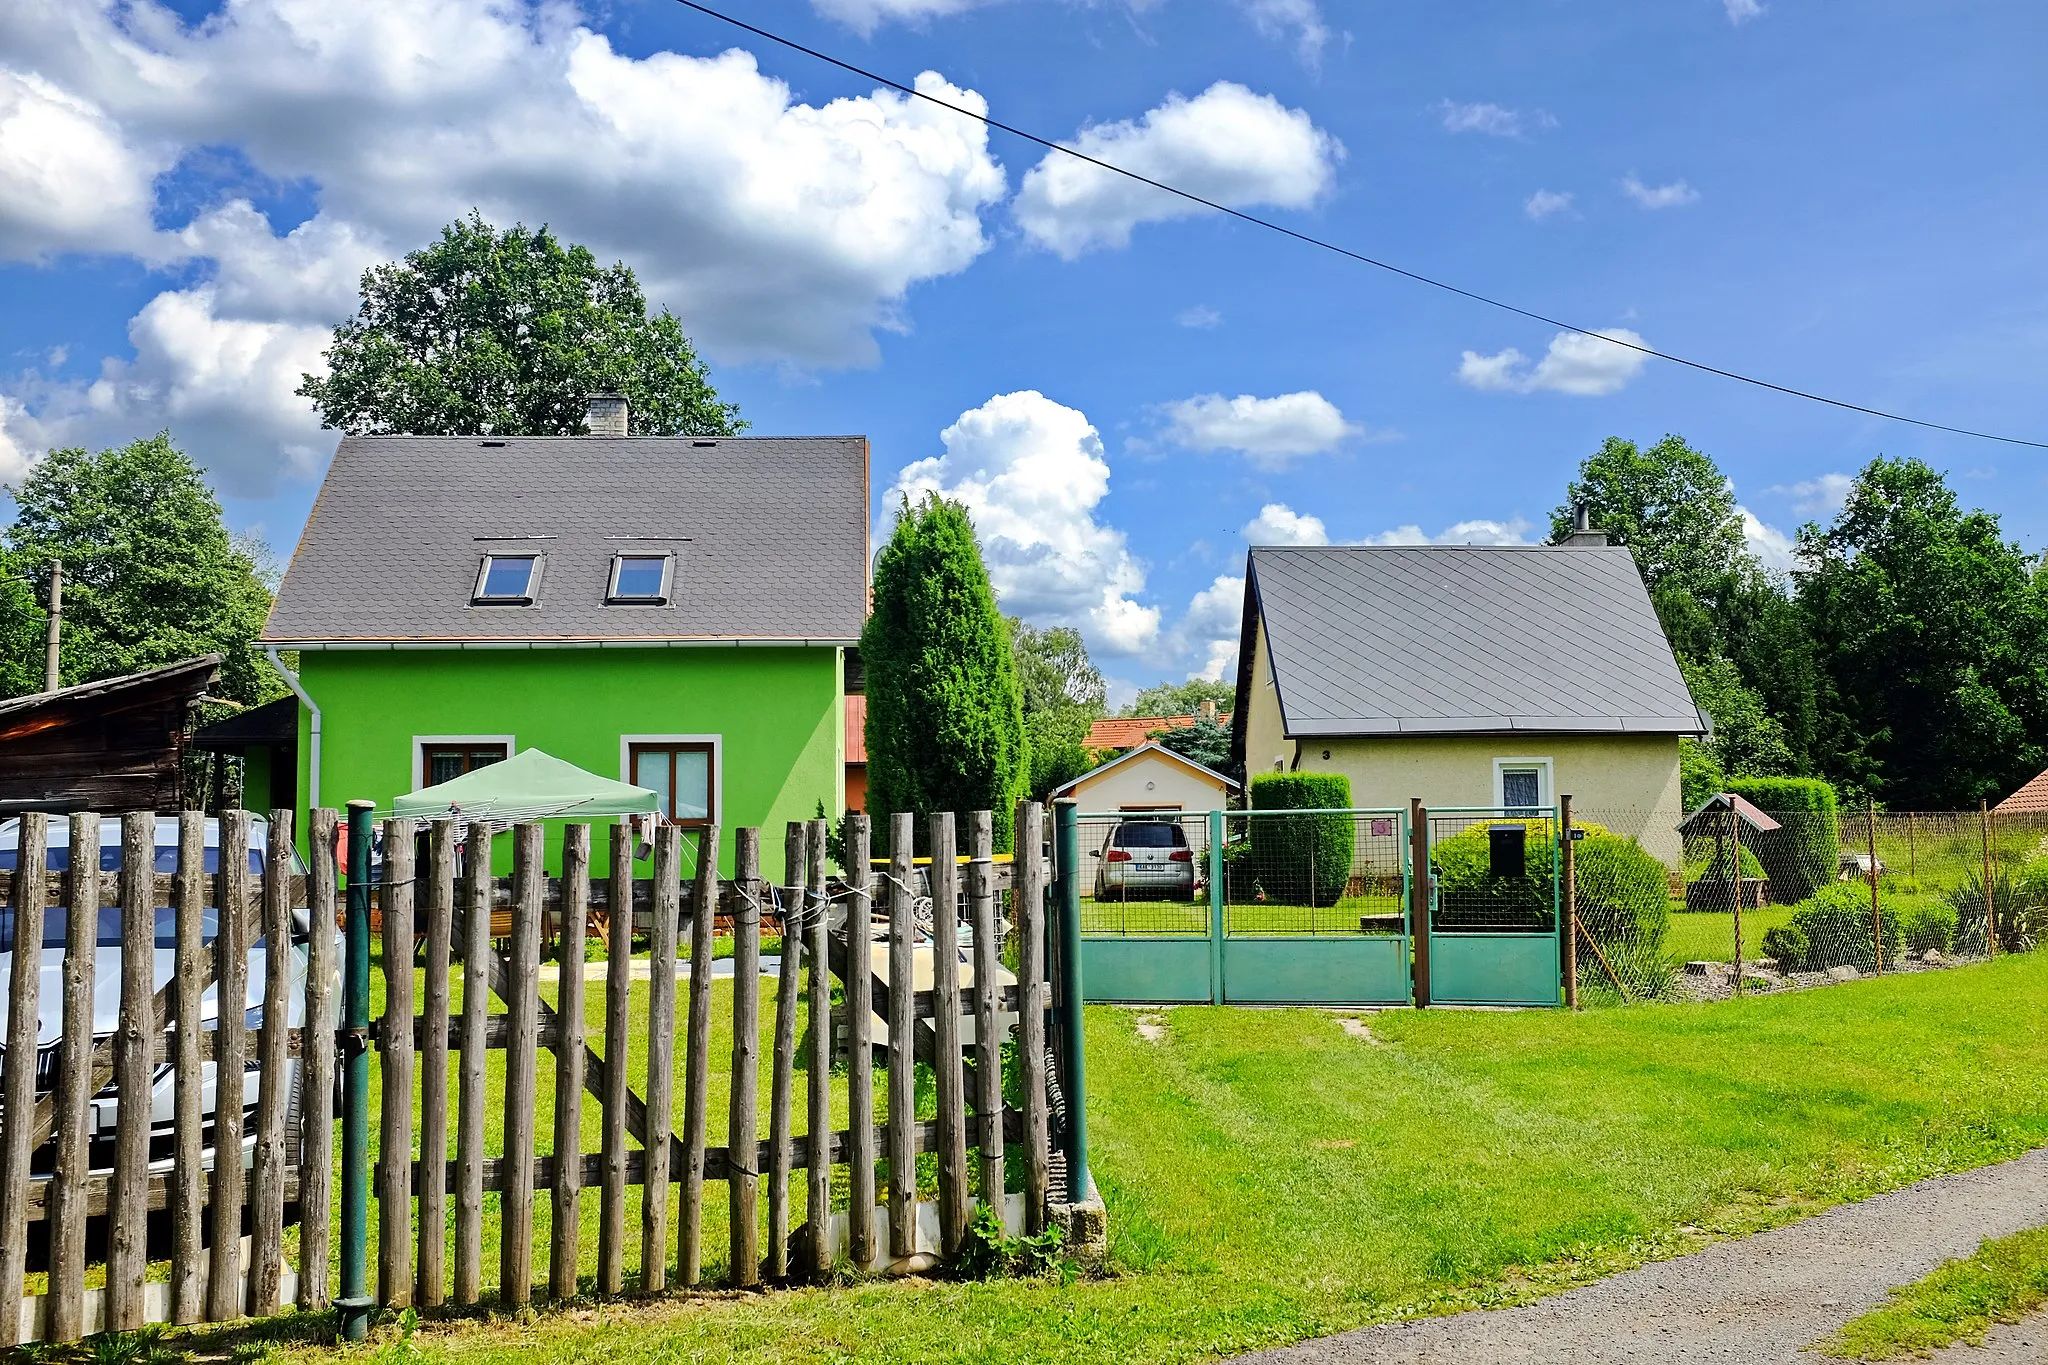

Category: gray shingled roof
[1238, 545, 1708, 737]
[262, 435, 869, 644]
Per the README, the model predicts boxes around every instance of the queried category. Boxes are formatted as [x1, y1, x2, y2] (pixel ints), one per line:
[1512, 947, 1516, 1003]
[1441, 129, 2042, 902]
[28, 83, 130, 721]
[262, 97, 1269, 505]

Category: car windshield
[1113, 823, 1185, 849]
[0, 903, 234, 952]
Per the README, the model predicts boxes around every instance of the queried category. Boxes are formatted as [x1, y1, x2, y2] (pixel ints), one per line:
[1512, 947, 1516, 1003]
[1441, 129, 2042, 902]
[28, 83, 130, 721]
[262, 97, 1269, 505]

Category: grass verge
[1818, 1226, 2048, 1359]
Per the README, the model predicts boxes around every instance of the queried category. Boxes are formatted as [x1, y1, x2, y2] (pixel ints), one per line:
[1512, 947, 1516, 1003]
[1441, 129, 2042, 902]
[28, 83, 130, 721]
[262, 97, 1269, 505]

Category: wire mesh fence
[1427, 812, 1558, 934]
[1223, 811, 1406, 936]
[1076, 812, 1211, 936]
[1571, 805, 2048, 1005]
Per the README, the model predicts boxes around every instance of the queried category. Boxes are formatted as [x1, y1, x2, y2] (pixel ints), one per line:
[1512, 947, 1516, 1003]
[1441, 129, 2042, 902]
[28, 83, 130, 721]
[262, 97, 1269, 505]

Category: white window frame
[1493, 756, 1554, 812]
[620, 733, 723, 826]
[414, 734, 517, 791]
[606, 552, 676, 606]
[472, 553, 544, 605]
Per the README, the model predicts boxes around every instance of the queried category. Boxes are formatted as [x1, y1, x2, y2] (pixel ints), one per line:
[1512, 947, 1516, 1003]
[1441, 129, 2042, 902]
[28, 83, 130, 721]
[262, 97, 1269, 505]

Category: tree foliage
[1127, 677, 1234, 718]
[1551, 434, 1751, 597]
[1158, 715, 1236, 778]
[1010, 619, 1107, 800]
[6, 435, 276, 704]
[861, 495, 1028, 850]
[299, 214, 743, 438]
[1680, 654, 1793, 778]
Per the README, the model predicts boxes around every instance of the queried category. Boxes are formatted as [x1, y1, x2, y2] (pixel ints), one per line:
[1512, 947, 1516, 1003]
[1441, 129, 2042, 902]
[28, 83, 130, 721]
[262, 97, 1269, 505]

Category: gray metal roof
[1238, 545, 1709, 738]
[262, 435, 869, 645]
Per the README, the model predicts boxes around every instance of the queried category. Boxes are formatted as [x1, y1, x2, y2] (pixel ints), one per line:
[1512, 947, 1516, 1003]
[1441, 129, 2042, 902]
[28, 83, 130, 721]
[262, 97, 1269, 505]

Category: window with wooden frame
[629, 741, 715, 828]
[422, 741, 510, 787]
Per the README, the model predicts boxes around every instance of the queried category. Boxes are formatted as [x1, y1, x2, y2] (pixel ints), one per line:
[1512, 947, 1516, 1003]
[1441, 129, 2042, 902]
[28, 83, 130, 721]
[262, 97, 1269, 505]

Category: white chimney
[1198, 698, 1218, 723]
[584, 392, 629, 437]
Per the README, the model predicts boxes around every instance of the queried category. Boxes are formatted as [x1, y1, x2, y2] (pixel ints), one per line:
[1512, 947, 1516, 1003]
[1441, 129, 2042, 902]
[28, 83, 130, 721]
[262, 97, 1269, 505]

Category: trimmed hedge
[1785, 881, 1903, 972]
[1728, 776, 1839, 903]
[1247, 771, 1355, 906]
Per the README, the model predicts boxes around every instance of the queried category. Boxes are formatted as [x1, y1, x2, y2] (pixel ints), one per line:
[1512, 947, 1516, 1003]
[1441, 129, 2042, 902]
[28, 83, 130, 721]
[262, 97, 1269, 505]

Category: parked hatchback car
[0, 816, 322, 1189]
[1090, 817, 1198, 901]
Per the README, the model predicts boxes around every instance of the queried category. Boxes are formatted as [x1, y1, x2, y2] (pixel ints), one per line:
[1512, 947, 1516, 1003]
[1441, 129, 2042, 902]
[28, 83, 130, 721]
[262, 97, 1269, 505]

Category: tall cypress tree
[861, 495, 1028, 852]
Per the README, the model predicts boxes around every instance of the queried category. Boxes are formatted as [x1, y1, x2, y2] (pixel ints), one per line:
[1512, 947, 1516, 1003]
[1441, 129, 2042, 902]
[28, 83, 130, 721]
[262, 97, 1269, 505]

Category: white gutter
[263, 646, 322, 809]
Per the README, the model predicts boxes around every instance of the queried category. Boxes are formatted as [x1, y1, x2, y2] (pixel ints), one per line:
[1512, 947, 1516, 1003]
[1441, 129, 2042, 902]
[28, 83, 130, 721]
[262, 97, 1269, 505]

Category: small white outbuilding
[1054, 740, 1238, 813]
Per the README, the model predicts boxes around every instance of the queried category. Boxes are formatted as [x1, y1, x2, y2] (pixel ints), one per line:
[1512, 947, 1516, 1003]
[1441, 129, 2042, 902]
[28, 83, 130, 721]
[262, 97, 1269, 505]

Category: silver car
[0, 816, 320, 1195]
[1091, 818, 1198, 901]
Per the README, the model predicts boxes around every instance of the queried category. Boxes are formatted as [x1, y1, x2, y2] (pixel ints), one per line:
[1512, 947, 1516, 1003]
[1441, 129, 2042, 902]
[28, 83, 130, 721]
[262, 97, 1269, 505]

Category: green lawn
[1664, 904, 1798, 962]
[1819, 1226, 2048, 1359]
[227, 949, 2048, 1365]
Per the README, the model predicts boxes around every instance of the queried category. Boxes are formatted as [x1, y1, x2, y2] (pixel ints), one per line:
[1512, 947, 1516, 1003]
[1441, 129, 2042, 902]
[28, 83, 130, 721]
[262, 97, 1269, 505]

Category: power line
[669, 0, 2047, 451]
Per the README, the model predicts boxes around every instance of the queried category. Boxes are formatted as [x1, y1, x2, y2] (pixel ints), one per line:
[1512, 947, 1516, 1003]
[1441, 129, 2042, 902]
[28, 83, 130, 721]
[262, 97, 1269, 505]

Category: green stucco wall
[291, 646, 842, 881]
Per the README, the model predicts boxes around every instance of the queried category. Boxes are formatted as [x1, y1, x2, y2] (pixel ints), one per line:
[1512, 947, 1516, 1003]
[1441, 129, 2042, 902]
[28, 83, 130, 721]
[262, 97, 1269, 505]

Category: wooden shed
[0, 653, 221, 813]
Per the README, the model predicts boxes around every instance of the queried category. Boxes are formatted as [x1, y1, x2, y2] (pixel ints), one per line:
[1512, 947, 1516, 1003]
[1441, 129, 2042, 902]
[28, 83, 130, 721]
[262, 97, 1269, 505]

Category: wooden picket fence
[0, 801, 1067, 1343]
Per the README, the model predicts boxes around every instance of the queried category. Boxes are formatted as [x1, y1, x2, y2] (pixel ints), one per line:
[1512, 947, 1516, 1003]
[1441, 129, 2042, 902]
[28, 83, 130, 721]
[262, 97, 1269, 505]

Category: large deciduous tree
[1010, 619, 1108, 801]
[1793, 457, 2048, 807]
[1126, 677, 1235, 718]
[862, 495, 1028, 850]
[6, 434, 276, 703]
[298, 214, 743, 438]
[1550, 433, 1750, 598]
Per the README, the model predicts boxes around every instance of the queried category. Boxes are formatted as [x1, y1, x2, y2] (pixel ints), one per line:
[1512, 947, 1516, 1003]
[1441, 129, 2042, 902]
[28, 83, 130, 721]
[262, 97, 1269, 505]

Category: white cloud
[1439, 100, 1522, 137]
[0, 0, 1011, 491]
[1161, 391, 1359, 469]
[1363, 518, 1533, 546]
[810, 0, 998, 35]
[1723, 0, 1765, 23]
[1178, 574, 1247, 681]
[1241, 503, 1328, 546]
[1622, 175, 1700, 209]
[1177, 305, 1222, 329]
[1524, 189, 1573, 220]
[1741, 507, 1796, 574]
[1457, 328, 1652, 397]
[1766, 472, 1854, 518]
[884, 391, 1159, 657]
[1015, 82, 1342, 258]
[1237, 0, 1330, 67]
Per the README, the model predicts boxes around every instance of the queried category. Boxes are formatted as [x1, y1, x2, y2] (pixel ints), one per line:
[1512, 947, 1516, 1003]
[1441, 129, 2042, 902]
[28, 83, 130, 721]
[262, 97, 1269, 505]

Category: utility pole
[43, 558, 61, 693]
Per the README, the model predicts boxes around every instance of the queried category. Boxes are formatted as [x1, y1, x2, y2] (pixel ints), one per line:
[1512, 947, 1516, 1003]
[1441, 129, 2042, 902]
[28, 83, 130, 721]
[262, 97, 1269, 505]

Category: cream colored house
[1229, 540, 1708, 863]
[1054, 740, 1237, 813]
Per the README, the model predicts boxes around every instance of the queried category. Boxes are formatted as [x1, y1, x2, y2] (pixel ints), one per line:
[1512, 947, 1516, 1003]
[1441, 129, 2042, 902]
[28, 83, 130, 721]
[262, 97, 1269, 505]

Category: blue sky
[1, 0, 2043, 697]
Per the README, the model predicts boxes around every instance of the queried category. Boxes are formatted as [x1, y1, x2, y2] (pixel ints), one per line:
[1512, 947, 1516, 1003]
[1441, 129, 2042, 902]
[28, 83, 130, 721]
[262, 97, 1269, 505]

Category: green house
[258, 400, 869, 879]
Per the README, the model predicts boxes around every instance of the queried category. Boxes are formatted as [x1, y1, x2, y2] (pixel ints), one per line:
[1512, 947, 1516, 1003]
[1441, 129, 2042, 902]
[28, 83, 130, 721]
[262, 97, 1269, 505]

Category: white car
[1091, 818, 1199, 901]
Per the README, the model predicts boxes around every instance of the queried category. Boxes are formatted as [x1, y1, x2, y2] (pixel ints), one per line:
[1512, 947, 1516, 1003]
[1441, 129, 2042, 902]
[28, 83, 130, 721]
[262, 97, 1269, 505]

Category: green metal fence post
[1052, 800, 1092, 1203]
[1207, 809, 1225, 1004]
[338, 800, 375, 1341]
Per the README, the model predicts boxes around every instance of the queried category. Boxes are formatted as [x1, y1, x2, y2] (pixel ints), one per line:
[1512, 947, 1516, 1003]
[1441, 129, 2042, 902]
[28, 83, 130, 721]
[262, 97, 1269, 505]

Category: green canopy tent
[392, 747, 660, 823]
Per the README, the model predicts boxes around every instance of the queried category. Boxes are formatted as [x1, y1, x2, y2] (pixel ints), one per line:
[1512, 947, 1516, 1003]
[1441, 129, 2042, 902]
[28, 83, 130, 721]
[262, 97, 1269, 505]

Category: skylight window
[473, 554, 540, 605]
[608, 553, 673, 605]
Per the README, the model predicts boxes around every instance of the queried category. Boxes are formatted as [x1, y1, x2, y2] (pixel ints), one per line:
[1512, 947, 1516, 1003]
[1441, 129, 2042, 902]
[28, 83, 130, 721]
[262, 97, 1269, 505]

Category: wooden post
[551, 822, 590, 1300]
[0, 813, 45, 1344]
[929, 812, 968, 1259]
[969, 811, 1004, 1212]
[1866, 801, 1883, 975]
[500, 821, 544, 1306]
[46, 811, 97, 1340]
[1559, 796, 1578, 1010]
[1409, 799, 1431, 1008]
[767, 822, 807, 1281]
[1908, 811, 1917, 885]
[1016, 801, 1051, 1235]
[417, 820, 455, 1309]
[378, 817, 416, 1309]
[844, 814, 876, 1269]
[453, 823, 491, 1306]
[680, 824, 720, 1286]
[1982, 799, 1997, 956]
[642, 823, 682, 1291]
[886, 814, 917, 1262]
[298, 808, 338, 1313]
[206, 810, 250, 1323]
[597, 823, 633, 1294]
[803, 819, 832, 1279]
[248, 809, 296, 1315]
[1730, 803, 1745, 997]
[106, 812, 155, 1330]
[730, 828, 763, 1287]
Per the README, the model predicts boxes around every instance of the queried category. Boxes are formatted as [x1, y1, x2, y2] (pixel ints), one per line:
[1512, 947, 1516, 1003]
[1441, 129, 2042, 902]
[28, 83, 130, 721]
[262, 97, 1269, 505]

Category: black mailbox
[1487, 823, 1526, 878]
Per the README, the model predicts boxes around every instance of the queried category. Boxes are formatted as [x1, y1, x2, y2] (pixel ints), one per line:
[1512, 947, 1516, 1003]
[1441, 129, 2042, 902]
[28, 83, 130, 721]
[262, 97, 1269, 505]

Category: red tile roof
[1086, 712, 1231, 751]
[845, 693, 867, 764]
[1997, 767, 2048, 813]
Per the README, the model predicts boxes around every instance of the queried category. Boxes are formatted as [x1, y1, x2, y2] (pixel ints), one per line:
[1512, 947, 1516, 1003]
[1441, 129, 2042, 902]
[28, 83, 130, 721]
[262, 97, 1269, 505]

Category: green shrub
[1790, 881, 1903, 972]
[1904, 901, 1958, 955]
[1944, 862, 2046, 954]
[1680, 738, 1726, 811]
[1573, 830, 1677, 1000]
[1728, 776, 1838, 902]
[1246, 772, 1355, 906]
[1761, 922, 1809, 971]
[1431, 816, 1559, 929]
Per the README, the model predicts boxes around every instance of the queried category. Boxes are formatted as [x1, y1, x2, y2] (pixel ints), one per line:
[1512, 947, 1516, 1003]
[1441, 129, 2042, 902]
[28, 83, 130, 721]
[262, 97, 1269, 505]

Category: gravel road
[1231, 1147, 2048, 1365]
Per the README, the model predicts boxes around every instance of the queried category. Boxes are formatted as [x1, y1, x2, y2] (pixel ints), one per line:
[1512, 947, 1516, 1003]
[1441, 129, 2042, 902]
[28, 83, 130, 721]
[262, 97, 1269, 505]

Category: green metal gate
[1423, 808, 1564, 1007]
[1077, 807, 1413, 1006]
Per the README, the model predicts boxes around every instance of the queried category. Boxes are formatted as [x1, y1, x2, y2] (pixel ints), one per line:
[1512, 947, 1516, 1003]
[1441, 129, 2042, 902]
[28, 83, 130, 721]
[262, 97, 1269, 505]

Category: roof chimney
[584, 392, 628, 437]
[1563, 500, 1609, 547]
[1198, 698, 1218, 723]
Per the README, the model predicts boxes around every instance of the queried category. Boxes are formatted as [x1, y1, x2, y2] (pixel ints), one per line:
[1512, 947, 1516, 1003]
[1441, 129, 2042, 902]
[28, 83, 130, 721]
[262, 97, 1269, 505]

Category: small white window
[608, 553, 673, 604]
[1494, 757, 1553, 814]
[473, 554, 540, 605]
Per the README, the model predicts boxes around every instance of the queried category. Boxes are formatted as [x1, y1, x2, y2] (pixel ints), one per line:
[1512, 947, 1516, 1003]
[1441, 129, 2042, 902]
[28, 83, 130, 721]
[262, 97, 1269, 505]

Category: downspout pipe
[263, 646, 321, 810]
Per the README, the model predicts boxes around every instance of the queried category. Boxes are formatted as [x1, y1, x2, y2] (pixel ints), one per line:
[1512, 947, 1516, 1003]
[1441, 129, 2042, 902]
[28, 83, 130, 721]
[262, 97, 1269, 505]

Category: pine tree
[861, 495, 1028, 851]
